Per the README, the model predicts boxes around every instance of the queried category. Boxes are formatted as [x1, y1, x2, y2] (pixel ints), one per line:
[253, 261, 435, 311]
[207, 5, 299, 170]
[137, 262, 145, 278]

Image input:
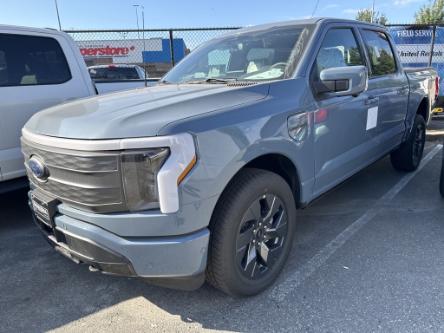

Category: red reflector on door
[315, 109, 328, 124]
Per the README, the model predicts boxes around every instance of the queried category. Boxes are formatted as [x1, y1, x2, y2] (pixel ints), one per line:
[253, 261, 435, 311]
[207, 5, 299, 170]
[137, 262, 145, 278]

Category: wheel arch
[416, 97, 429, 124]
[214, 152, 303, 211]
[243, 154, 301, 206]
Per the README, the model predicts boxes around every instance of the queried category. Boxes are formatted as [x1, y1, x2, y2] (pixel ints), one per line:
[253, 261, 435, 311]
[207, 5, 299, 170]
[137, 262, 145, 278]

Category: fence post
[169, 29, 175, 67]
[428, 24, 437, 67]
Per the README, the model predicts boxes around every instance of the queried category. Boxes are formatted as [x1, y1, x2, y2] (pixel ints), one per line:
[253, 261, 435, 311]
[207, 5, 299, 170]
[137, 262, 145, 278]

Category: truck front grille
[22, 138, 126, 213]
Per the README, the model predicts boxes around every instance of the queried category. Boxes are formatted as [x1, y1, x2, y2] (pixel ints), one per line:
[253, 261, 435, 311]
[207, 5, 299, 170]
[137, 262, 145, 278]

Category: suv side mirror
[315, 65, 368, 97]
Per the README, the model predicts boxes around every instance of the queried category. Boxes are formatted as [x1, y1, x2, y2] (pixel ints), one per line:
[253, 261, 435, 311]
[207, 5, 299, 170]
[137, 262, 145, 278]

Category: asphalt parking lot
[1, 121, 443, 333]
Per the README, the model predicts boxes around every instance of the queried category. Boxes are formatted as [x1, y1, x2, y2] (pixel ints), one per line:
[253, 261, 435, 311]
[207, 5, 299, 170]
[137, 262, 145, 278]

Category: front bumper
[30, 198, 210, 288]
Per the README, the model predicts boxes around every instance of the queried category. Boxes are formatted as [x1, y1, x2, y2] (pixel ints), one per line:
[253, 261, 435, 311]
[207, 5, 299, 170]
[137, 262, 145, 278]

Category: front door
[311, 27, 375, 196]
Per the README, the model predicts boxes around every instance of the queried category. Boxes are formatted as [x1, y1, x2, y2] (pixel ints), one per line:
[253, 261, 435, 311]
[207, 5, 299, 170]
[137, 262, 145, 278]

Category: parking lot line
[270, 144, 443, 302]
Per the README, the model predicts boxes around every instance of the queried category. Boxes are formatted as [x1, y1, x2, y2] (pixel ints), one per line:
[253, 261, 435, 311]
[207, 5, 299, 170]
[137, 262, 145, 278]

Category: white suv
[0, 25, 96, 190]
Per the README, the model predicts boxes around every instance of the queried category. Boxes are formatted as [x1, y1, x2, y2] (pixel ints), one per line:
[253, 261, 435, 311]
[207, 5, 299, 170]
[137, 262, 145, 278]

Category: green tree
[356, 8, 388, 25]
[415, 0, 444, 24]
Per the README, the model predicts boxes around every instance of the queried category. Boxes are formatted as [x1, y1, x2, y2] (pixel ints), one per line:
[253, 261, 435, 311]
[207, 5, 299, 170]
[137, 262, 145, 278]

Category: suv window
[361, 30, 396, 76]
[0, 33, 71, 87]
[314, 28, 364, 77]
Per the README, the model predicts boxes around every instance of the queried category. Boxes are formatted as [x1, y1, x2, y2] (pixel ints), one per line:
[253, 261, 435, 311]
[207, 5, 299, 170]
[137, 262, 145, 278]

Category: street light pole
[133, 4, 140, 39]
[141, 6, 147, 87]
[141, 6, 145, 51]
[54, 0, 62, 30]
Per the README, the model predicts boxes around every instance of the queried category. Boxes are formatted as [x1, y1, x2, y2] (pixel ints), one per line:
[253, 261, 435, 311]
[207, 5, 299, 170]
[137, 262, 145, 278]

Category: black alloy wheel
[236, 193, 288, 280]
[391, 114, 426, 172]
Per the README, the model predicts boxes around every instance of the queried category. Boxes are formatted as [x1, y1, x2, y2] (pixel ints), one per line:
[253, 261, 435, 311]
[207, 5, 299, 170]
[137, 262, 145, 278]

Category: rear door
[359, 29, 409, 151]
[310, 26, 375, 196]
[0, 31, 92, 181]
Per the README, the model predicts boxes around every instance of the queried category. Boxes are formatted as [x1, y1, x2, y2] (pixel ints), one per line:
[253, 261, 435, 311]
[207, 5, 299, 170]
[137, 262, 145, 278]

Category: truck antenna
[54, 0, 62, 30]
[311, 0, 320, 18]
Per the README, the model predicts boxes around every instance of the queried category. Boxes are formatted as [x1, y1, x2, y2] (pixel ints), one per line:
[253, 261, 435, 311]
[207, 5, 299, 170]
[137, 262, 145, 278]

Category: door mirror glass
[315, 65, 368, 97]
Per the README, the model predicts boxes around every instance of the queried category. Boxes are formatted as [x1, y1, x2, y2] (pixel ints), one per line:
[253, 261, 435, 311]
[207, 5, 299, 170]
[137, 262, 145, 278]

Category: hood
[24, 83, 269, 140]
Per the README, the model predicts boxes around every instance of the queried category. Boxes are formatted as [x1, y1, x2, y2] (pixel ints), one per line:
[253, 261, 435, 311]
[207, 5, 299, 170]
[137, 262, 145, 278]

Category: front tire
[206, 168, 296, 297]
[391, 114, 426, 172]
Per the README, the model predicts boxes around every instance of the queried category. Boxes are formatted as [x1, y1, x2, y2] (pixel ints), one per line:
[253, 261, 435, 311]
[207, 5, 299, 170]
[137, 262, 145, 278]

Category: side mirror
[315, 65, 368, 97]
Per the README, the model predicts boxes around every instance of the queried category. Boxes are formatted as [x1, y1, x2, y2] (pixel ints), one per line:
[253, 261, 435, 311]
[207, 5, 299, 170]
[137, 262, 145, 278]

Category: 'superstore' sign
[76, 39, 162, 63]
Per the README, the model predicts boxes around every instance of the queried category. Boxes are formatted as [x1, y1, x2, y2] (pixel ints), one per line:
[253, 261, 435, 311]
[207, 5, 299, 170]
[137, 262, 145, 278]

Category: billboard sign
[388, 26, 444, 94]
[76, 38, 187, 64]
[77, 39, 162, 63]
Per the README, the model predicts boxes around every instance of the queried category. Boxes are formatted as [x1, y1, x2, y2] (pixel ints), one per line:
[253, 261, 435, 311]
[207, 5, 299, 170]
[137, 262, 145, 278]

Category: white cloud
[393, 0, 425, 6]
[322, 4, 340, 10]
[343, 8, 360, 15]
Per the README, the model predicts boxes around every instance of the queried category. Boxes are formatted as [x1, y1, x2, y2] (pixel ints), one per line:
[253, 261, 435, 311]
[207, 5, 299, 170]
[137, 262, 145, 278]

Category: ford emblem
[28, 156, 48, 181]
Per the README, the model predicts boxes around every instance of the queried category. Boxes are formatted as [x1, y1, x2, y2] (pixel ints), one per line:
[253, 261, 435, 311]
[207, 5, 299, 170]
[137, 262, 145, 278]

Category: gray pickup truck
[22, 18, 437, 296]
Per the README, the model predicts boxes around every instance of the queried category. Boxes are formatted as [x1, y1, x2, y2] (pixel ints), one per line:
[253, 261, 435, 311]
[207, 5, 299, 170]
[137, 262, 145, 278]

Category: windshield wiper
[183, 78, 237, 84]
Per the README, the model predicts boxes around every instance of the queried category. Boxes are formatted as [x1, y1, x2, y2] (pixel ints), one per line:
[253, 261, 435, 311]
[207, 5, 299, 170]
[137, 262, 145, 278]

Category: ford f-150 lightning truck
[22, 18, 437, 296]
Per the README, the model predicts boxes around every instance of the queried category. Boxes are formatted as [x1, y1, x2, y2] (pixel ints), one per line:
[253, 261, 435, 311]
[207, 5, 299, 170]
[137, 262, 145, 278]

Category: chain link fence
[65, 27, 240, 77]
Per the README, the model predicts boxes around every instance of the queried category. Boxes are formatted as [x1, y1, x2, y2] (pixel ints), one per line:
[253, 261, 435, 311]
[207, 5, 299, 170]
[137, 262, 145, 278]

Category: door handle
[365, 96, 379, 105]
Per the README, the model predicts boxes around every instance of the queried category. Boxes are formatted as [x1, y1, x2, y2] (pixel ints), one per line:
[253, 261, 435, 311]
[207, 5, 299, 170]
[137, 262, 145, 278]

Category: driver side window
[314, 28, 364, 80]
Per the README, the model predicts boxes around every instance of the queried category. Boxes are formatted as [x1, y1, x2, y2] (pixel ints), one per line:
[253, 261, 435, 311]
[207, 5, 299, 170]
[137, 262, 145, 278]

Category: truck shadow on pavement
[1, 144, 443, 332]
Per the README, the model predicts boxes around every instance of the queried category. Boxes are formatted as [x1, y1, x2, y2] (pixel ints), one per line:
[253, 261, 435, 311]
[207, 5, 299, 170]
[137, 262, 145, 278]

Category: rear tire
[391, 114, 426, 172]
[206, 168, 296, 297]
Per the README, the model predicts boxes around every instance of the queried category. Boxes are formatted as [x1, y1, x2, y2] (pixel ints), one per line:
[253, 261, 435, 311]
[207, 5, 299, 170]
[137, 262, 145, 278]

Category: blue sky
[0, 0, 429, 30]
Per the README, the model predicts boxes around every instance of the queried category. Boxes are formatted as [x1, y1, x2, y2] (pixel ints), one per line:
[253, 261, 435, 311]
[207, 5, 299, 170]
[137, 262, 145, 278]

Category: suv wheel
[206, 168, 296, 297]
[391, 114, 426, 172]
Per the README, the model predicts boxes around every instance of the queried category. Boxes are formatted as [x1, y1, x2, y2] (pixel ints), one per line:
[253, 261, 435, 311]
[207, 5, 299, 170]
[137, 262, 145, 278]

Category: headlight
[121, 148, 170, 212]
[119, 133, 197, 214]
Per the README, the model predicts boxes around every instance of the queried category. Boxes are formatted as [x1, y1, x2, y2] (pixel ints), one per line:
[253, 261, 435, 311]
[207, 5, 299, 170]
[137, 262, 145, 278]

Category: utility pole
[371, 0, 375, 23]
[54, 0, 62, 30]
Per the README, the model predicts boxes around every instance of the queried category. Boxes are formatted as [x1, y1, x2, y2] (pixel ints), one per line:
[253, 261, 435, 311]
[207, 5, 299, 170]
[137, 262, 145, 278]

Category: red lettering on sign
[80, 46, 133, 57]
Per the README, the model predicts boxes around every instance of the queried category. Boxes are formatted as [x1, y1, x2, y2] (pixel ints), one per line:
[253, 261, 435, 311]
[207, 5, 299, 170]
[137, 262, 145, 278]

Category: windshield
[163, 25, 314, 84]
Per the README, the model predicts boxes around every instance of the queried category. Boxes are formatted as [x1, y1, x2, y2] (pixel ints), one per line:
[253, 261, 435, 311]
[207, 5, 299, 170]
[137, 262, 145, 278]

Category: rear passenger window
[361, 30, 396, 76]
[314, 28, 364, 75]
[0, 33, 71, 87]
